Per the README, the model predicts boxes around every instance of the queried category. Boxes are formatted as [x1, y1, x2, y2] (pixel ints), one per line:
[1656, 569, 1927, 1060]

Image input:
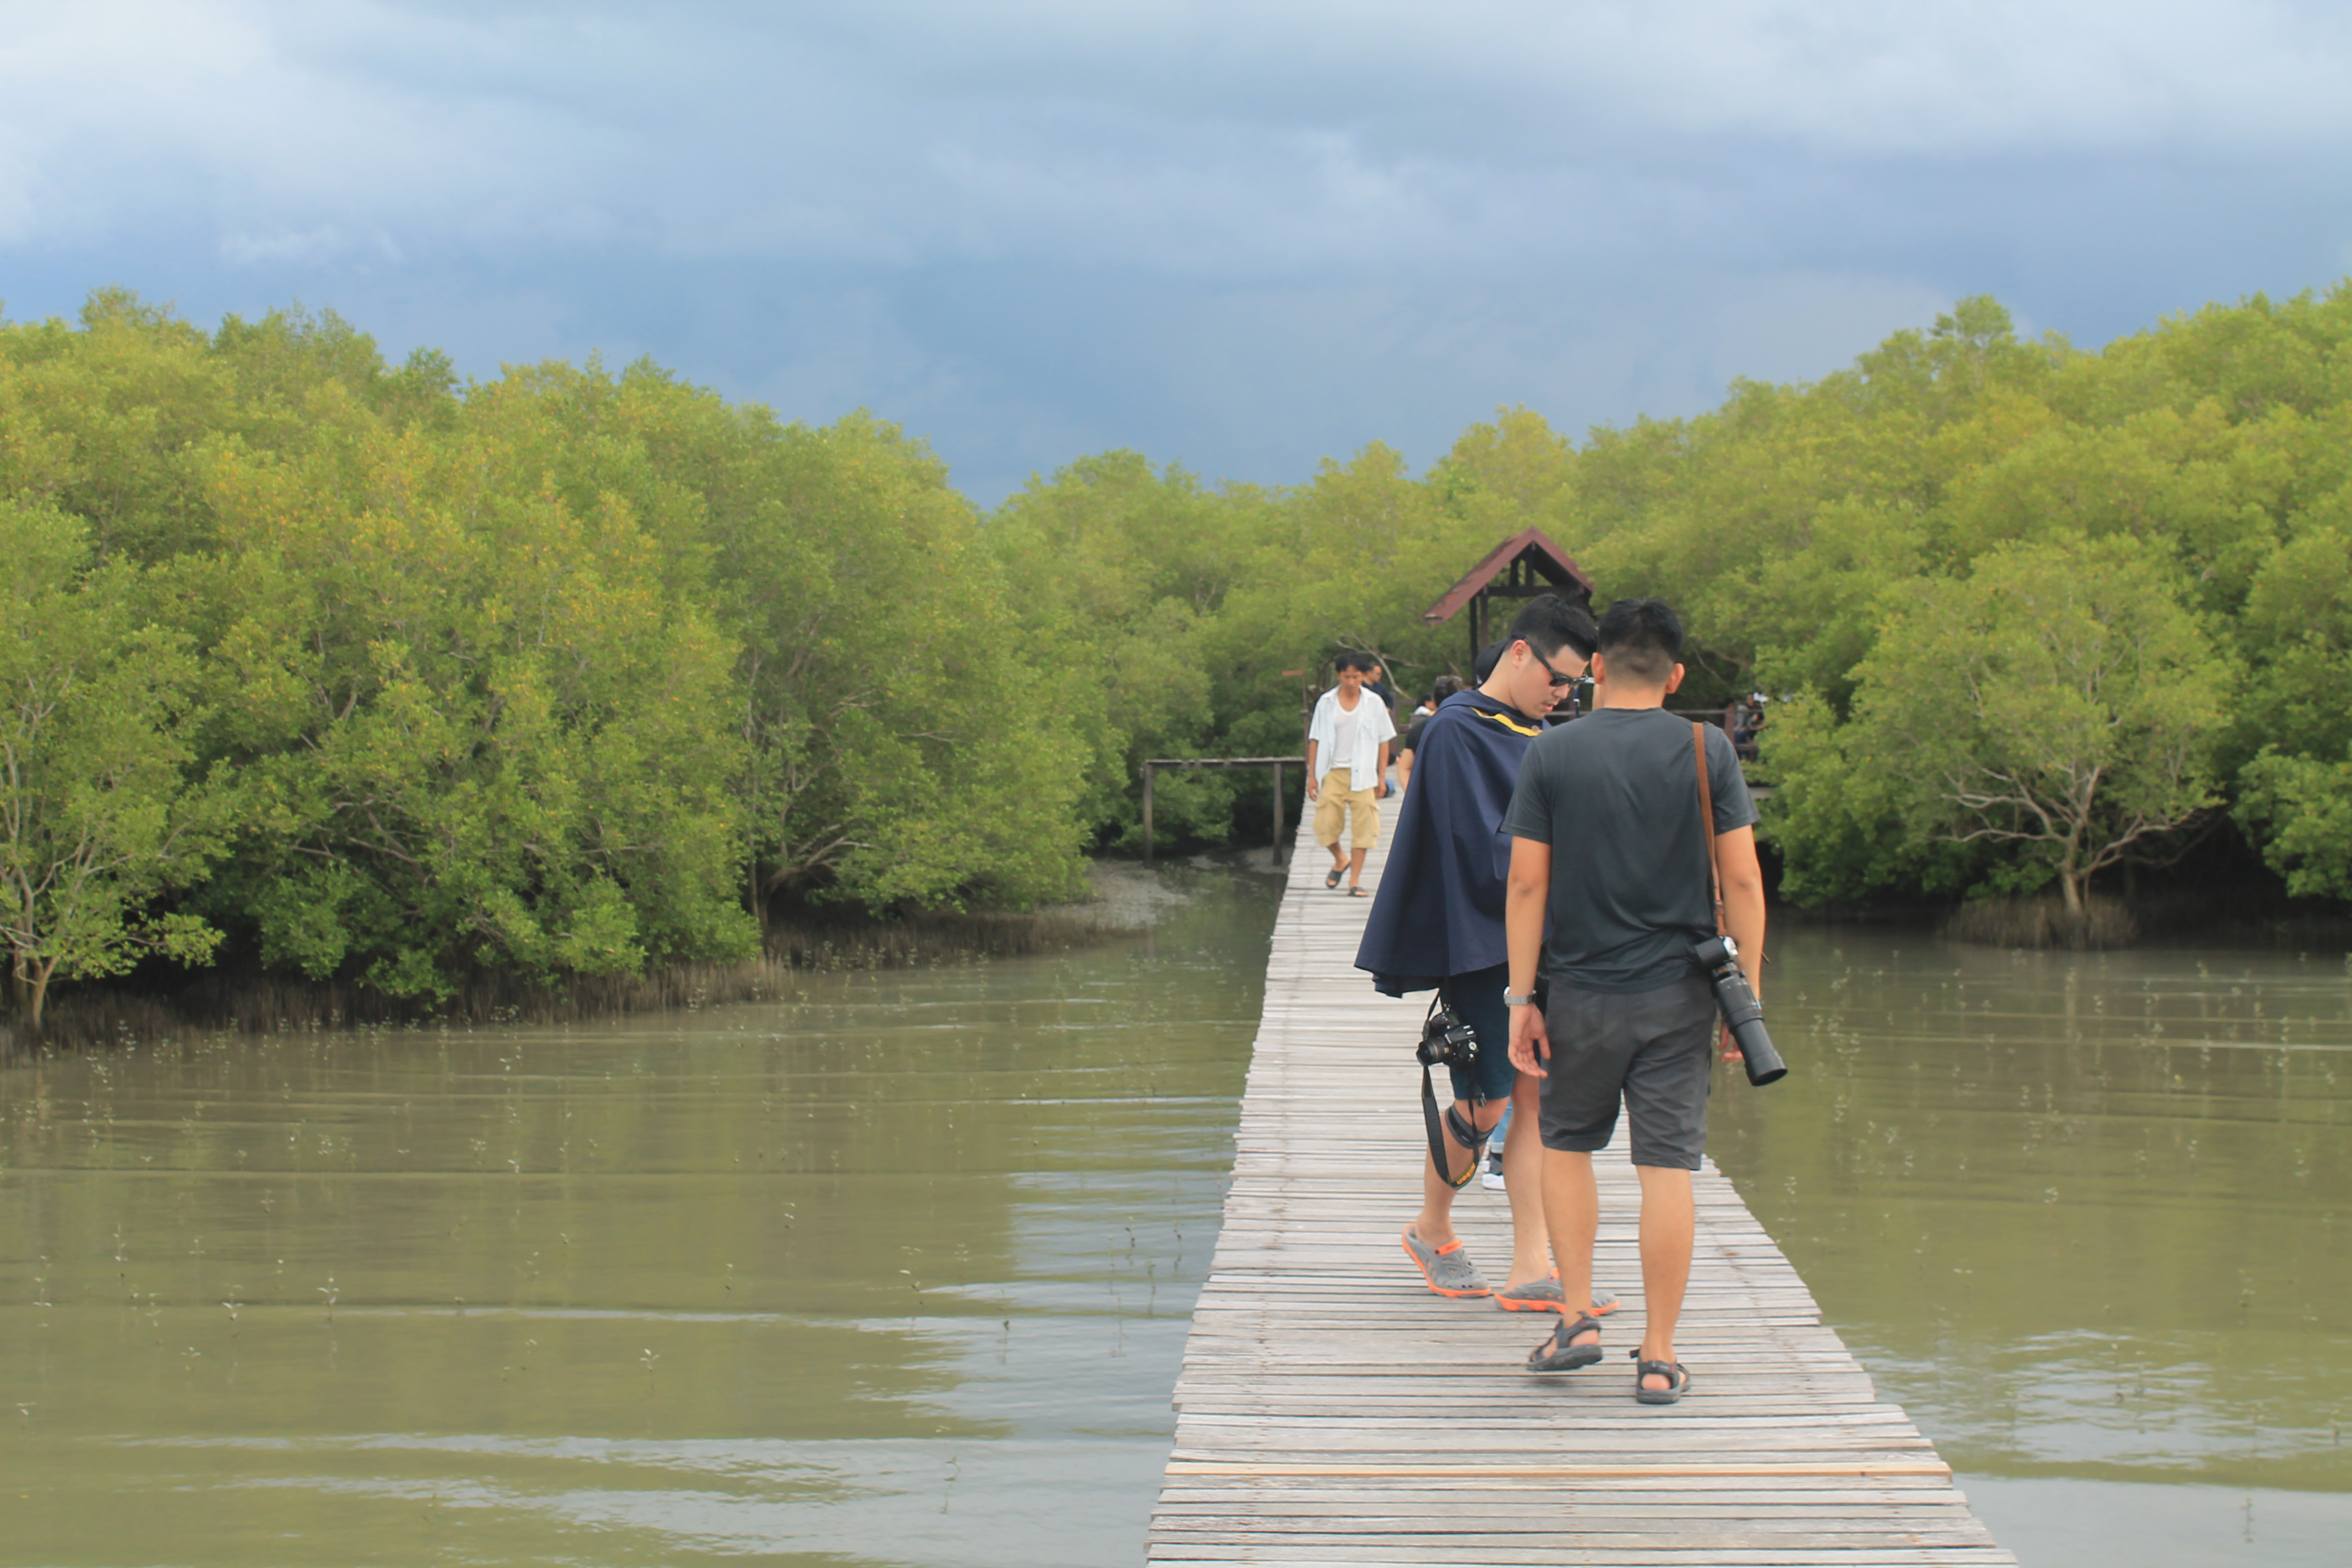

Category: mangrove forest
[3, 282, 2350, 1030]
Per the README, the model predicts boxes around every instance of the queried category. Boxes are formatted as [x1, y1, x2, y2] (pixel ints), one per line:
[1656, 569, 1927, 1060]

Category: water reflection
[1711, 929, 2352, 1565]
[0, 861, 1284, 1567]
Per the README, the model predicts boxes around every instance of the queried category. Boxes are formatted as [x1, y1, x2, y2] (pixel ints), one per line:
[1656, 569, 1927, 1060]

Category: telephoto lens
[1691, 935, 1787, 1086]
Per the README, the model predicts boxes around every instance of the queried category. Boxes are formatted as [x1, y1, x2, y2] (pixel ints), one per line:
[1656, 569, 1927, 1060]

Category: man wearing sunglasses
[1357, 595, 1615, 1320]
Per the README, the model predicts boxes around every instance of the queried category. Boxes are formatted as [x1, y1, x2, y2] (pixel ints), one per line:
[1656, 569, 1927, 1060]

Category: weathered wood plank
[1147, 810, 2012, 1565]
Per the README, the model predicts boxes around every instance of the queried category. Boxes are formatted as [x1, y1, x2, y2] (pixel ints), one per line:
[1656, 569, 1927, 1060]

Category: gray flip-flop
[1400, 1227, 1490, 1297]
[1494, 1278, 1620, 1315]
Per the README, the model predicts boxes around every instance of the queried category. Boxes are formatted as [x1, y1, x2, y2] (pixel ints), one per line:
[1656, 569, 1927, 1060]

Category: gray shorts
[1536, 972, 1717, 1170]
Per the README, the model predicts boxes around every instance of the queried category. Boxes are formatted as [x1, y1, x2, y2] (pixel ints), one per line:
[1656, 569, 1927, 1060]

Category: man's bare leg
[1409, 1097, 1506, 1250]
[1347, 846, 1369, 890]
[1499, 1074, 1551, 1289]
[1541, 1147, 1601, 1353]
[1633, 1163, 1695, 1391]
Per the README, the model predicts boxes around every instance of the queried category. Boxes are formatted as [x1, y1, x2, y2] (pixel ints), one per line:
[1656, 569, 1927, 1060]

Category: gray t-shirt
[1502, 707, 1758, 993]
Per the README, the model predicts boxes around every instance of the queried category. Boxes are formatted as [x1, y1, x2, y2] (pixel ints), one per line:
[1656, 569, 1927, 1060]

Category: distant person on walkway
[1395, 676, 1463, 794]
[1737, 692, 1768, 760]
[1306, 652, 1397, 896]
[1358, 597, 1618, 1320]
[1504, 598, 1764, 1403]
[1365, 663, 1404, 788]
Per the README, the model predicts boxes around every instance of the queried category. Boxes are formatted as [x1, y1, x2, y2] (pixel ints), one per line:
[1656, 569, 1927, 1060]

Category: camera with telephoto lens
[1416, 1003, 1480, 1074]
[1692, 935, 1787, 1086]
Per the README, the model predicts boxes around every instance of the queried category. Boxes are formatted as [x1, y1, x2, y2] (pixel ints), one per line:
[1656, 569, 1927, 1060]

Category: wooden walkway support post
[1139, 756, 1306, 866]
[1147, 813, 2016, 1565]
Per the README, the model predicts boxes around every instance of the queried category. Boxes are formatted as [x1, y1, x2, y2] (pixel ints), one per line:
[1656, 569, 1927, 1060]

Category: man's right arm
[1505, 835, 1551, 1074]
[1304, 738, 1319, 799]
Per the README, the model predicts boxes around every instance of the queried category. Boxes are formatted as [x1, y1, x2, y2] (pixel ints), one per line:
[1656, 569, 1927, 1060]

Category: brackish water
[0, 863, 1287, 1567]
[4, 881, 2349, 1567]
[1712, 928, 2352, 1566]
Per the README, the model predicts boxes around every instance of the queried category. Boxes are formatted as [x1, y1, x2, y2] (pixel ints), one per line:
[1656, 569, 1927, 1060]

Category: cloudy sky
[3, 1, 2348, 501]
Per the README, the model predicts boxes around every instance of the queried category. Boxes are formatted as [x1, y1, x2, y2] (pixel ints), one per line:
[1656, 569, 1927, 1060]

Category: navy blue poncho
[1354, 688, 1547, 996]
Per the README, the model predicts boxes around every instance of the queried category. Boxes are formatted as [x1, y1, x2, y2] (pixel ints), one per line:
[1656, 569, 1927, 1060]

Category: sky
[3, 1, 2349, 504]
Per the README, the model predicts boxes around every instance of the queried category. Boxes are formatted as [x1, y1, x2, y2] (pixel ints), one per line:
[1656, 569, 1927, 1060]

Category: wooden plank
[1167, 1463, 1954, 1479]
[1147, 809, 2013, 1565]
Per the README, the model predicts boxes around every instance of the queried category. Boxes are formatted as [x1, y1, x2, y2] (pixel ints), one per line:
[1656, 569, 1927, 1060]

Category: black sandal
[1325, 868, 1343, 889]
[1631, 1349, 1691, 1404]
[1526, 1313, 1603, 1373]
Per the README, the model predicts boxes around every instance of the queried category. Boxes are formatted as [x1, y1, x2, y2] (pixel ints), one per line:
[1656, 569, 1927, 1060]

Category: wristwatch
[1502, 989, 1539, 1007]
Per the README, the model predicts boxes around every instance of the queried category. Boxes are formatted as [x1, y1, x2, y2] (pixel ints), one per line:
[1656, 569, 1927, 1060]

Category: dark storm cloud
[3, 1, 2348, 499]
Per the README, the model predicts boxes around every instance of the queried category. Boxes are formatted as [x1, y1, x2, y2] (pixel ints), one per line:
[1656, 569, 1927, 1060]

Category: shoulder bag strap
[1693, 722, 1725, 937]
[1696, 721, 1743, 1061]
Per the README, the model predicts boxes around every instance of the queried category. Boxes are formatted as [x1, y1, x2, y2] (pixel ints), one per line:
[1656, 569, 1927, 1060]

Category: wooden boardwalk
[1148, 811, 2015, 1565]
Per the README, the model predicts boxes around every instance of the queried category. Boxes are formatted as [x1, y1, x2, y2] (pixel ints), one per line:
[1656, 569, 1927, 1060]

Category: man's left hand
[1507, 1003, 1549, 1077]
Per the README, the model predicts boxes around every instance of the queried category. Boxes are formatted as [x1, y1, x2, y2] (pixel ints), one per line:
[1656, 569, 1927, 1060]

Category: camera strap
[1419, 998, 1487, 1190]
[1693, 723, 1725, 938]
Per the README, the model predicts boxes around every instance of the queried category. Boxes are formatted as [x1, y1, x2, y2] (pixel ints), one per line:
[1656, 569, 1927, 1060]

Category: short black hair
[1333, 650, 1376, 673]
[1506, 595, 1599, 661]
[1595, 598, 1684, 683]
[1429, 675, 1463, 704]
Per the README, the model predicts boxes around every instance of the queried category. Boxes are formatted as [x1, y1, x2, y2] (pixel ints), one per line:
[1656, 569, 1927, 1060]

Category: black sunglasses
[1532, 650, 1586, 689]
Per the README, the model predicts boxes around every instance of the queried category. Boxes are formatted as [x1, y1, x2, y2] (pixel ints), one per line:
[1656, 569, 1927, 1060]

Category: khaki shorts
[1313, 766, 1381, 850]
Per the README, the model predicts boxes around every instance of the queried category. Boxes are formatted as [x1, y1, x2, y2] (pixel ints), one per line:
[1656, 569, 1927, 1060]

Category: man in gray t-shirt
[1499, 599, 1767, 1404]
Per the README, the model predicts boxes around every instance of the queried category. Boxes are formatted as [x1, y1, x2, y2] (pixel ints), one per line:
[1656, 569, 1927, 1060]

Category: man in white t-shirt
[1305, 652, 1398, 896]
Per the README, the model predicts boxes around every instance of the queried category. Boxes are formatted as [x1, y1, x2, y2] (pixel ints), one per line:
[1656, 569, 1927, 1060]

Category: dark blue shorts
[1438, 962, 1520, 1105]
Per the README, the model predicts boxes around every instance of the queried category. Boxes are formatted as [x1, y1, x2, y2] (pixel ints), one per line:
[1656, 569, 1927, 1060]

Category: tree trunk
[25, 962, 51, 1035]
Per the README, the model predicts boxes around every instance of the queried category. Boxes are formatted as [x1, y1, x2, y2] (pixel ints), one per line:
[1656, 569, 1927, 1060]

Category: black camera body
[1692, 934, 1787, 1086]
[1413, 1000, 1491, 1188]
[1415, 1003, 1480, 1074]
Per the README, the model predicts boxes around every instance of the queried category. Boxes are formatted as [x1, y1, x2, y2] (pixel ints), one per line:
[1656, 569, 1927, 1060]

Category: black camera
[1416, 1003, 1480, 1073]
[1413, 1000, 1489, 1188]
[1692, 935, 1787, 1086]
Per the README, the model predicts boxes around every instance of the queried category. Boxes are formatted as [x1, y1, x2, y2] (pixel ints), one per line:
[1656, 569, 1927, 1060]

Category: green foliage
[192, 424, 753, 999]
[8, 268, 2352, 1031]
[2236, 745, 2352, 899]
[722, 412, 1086, 910]
[0, 503, 228, 1028]
[1562, 284, 2352, 907]
[0, 291, 1090, 1023]
[1771, 536, 2229, 914]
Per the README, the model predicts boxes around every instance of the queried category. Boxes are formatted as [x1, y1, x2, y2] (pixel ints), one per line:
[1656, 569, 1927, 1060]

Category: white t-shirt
[1332, 700, 1360, 776]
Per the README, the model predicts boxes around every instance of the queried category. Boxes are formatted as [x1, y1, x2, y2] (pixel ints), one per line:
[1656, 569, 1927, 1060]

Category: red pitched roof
[1421, 527, 1596, 624]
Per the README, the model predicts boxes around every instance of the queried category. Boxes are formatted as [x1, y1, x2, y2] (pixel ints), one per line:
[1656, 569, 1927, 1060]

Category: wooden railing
[1139, 756, 1306, 864]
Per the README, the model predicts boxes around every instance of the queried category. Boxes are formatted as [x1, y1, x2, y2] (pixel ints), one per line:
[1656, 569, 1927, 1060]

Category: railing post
[1270, 762, 1283, 862]
[1140, 764, 1155, 864]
